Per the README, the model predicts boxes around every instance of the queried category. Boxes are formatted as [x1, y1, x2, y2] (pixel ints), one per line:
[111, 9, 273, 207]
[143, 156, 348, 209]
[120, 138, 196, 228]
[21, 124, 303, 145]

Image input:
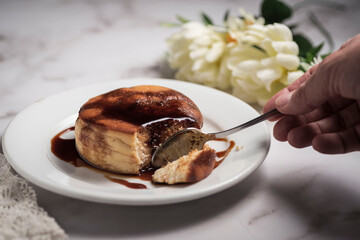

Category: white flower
[311, 55, 323, 65]
[166, 22, 230, 89]
[300, 55, 323, 72]
[165, 8, 303, 106]
[227, 21, 301, 105]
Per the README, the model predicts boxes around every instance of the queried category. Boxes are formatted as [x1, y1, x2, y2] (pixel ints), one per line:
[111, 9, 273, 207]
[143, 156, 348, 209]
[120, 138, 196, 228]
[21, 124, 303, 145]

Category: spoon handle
[212, 108, 282, 139]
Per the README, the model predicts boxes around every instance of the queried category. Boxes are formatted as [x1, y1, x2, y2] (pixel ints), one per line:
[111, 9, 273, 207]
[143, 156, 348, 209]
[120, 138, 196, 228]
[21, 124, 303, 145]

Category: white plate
[3, 78, 270, 205]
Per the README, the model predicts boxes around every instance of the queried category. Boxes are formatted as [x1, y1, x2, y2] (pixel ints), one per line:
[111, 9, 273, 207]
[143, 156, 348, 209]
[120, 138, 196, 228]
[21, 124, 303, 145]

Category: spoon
[151, 108, 282, 168]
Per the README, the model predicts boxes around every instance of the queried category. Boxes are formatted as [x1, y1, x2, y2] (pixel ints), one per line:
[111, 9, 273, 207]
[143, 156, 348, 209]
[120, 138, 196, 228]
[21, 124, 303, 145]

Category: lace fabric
[0, 153, 67, 239]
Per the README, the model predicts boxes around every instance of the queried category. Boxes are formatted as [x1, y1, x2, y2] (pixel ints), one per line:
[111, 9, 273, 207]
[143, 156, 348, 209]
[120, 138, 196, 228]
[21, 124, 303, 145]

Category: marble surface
[1, 0, 360, 239]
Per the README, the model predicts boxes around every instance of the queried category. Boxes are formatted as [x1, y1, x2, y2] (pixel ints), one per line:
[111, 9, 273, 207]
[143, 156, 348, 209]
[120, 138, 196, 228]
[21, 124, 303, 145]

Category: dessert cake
[152, 144, 216, 184]
[74, 85, 203, 174]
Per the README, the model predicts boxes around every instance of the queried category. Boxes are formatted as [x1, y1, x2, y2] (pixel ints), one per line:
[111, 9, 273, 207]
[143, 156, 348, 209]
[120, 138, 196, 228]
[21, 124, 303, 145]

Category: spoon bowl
[152, 108, 282, 168]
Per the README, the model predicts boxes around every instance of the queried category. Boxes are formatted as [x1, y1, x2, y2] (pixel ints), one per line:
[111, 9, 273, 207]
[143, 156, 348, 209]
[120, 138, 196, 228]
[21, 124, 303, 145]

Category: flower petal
[276, 53, 300, 70]
[260, 57, 280, 68]
[266, 23, 292, 41]
[237, 60, 261, 72]
[206, 41, 225, 62]
[256, 67, 283, 91]
[272, 41, 299, 55]
[287, 70, 304, 84]
[189, 48, 207, 59]
[260, 39, 277, 56]
[183, 22, 208, 38]
[192, 59, 205, 71]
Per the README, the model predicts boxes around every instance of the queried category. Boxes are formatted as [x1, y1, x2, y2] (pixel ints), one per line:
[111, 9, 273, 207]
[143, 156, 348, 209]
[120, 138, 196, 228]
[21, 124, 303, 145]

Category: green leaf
[293, 34, 313, 57]
[321, 52, 331, 59]
[310, 42, 324, 56]
[261, 0, 292, 24]
[306, 51, 315, 63]
[176, 15, 189, 24]
[201, 12, 214, 25]
[299, 43, 326, 65]
[223, 9, 230, 22]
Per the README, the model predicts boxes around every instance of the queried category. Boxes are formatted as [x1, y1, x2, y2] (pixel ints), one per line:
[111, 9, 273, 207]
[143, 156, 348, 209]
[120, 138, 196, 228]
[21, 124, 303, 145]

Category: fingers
[275, 65, 328, 115]
[273, 107, 331, 143]
[274, 115, 304, 141]
[273, 98, 354, 141]
[313, 124, 360, 154]
[288, 123, 321, 148]
[273, 101, 360, 153]
[263, 64, 319, 119]
[274, 110, 327, 143]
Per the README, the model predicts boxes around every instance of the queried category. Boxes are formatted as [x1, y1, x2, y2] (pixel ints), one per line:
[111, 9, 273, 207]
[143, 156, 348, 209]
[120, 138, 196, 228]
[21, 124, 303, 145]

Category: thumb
[275, 65, 329, 115]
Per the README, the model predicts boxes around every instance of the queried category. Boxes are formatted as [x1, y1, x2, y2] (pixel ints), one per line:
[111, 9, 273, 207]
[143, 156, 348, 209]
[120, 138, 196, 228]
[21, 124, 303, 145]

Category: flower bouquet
[163, 0, 333, 105]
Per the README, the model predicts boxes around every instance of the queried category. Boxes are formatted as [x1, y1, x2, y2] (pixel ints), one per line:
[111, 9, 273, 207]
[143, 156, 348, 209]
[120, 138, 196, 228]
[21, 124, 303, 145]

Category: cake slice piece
[152, 145, 216, 184]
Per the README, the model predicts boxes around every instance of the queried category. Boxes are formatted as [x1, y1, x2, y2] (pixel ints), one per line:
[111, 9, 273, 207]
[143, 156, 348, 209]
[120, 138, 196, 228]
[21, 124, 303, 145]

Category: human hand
[263, 34, 360, 154]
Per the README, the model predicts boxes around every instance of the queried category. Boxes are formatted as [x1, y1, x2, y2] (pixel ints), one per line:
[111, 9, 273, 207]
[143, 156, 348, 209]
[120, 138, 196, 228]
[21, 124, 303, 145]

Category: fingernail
[275, 93, 291, 107]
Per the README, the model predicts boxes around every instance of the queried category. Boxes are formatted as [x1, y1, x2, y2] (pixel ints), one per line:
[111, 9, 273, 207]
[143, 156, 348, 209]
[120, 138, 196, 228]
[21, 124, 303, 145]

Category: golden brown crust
[152, 145, 216, 184]
[78, 85, 203, 133]
[186, 146, 216, 182]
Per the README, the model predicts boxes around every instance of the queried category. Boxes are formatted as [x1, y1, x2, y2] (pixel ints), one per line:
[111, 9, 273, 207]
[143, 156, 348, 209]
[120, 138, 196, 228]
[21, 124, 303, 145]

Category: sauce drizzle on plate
[51, 127, 235, 189]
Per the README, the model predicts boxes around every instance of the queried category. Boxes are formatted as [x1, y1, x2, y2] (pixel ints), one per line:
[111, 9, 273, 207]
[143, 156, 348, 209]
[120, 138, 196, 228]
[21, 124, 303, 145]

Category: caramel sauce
[51, 127, 236, 189]
[51, 127, 85, 167]
[213, 138, 236, 168]
[79, 86, 202, 128]
[137, 167, 156, 181]
[51, 127, 153, 189]
[105, 176, 147, 189]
